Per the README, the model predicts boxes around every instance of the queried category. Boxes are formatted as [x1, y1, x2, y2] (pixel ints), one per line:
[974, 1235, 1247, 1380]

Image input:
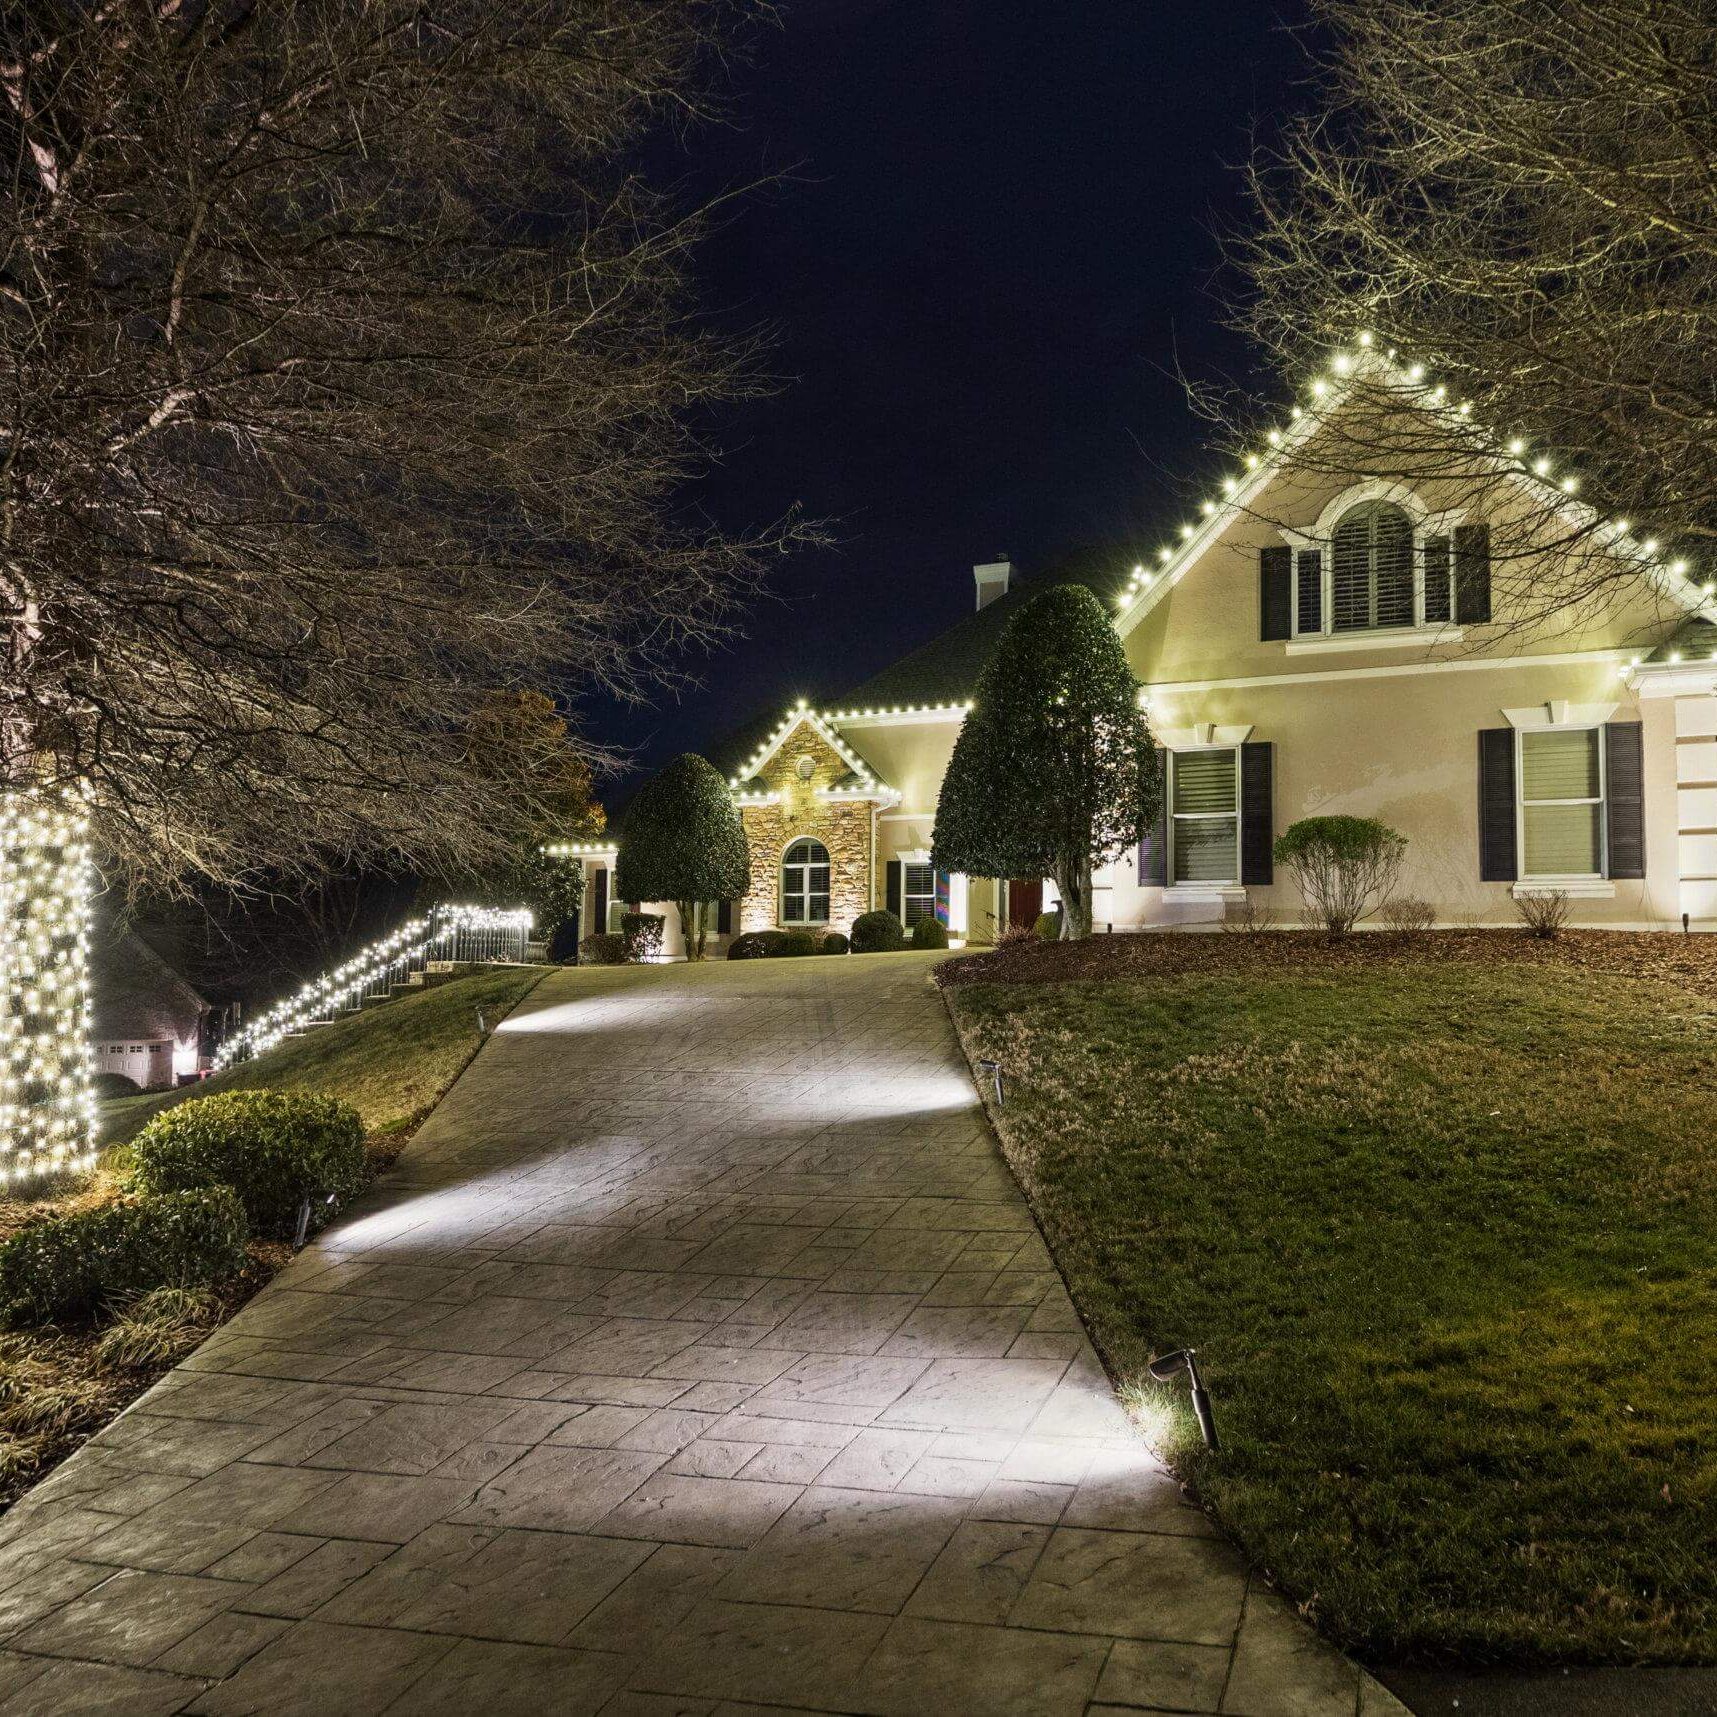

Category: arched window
[781, 838, 831, 925]
[1331, 500, 1414, 632]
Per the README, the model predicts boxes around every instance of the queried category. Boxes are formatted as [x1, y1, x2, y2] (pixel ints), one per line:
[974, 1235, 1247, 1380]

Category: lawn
[944, 935, 1717, 1666]
[1, 964, 547, 1512]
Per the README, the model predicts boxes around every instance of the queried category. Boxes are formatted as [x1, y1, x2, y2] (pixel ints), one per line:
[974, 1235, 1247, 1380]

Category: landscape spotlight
[1148, 1347, 1220, 1451]
[975, 1058, 1005, 1106]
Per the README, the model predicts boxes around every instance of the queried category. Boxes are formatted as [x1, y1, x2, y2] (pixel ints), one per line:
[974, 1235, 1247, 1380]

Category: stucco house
[568, 352, 1717, 950]
[89, 925, 215, 1089]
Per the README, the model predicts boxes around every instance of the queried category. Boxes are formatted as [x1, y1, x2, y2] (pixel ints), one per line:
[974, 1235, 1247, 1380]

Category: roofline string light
[1113, 335, 1715, 627]
[214, 903, 533, 1071]
[0, 784, 97, 1187]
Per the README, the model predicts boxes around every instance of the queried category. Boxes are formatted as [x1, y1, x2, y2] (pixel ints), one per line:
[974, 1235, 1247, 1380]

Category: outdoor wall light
[293, 1191, 339, 1251]
[975, 1058, 1005, 1106]
[1148, 1347, 1220, 1451]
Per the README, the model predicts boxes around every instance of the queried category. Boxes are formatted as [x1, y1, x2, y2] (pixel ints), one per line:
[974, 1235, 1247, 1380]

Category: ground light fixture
[975, 1058, 1005, 1105]
[1148, 1348, 1220, 1451]
[293, 1191, 339, 1251]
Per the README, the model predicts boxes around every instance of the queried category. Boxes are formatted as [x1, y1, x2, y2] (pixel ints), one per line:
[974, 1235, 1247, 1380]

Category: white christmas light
[0, 785, 97, 1185]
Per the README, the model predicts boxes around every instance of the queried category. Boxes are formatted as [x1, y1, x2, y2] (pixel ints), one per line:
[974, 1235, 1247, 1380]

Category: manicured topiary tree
[1274, 816, 1407, 934]
[614, 754, 749, 961]
[932, 584, 1156, 939]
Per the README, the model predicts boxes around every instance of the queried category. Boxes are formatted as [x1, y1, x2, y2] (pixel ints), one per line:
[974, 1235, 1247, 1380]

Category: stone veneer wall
[737, 722, 875, 933]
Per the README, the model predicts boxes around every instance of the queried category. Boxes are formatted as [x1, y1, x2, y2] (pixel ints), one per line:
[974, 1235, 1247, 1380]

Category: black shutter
[1240, 742, 1274, 886]
[1477, 728, 1517, 881]
[1423, 536, 1453, 625]
[717, 898, 733, 935]
[1295, 550, 1322, 635]
[1260, 546, 1292, 641]
[1604, 721, 1646, 879]
[885, 860, 902, 919]
[1455, 524, 1491, 624]
[1139, 748, 1168, 884]
[593, 866, 609, 932]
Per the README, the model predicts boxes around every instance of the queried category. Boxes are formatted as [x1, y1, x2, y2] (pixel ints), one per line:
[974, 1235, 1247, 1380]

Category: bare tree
[1220, 0, 1717, 631]
[2, 0, 802, 894]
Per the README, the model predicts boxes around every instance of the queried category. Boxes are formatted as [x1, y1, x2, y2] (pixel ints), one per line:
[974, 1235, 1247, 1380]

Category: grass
[1, 963, 547, 1512]
[947, 949, 1717, 1666]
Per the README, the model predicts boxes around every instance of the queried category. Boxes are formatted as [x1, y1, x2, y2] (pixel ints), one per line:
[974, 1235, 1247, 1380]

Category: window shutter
[935, 870, 951, 925]
[1455, 524, 1491, 624]
[1295, 550, 1322, 634]
[1423, 536, 1453, 625]
[593, 866, 609, 931]
[1604, 721, 1646, 879]
[885, 860, 902, 919]
[1240, 742, 1274, 886]
[1259, 546, 1292, 641]
[1139, 748, 1167, 884]
[1477, 728, 1517, 881]
[717, 899, 733, 935]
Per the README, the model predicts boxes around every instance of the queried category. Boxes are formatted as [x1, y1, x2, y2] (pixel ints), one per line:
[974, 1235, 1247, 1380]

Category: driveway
[0, 953, 1401, 1715]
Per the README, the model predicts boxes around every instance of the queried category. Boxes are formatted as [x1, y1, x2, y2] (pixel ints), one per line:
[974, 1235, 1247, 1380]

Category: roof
[89, 926, 210, 1043]
[1646, 616, 1717, 664]
[832, 544, 1138, 710]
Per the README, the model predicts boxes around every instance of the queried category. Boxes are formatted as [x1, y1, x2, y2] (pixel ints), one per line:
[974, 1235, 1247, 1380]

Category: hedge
[851, 910, 906, 953]
[130, 1090, 367, 1242]
[0, 1189, 248, 1326]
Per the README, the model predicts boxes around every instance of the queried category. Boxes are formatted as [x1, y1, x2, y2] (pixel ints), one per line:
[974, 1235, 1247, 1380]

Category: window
[902, 863, 937, 925]
[782, 838, 831, 924]
[1170, 749, 1239, 884]
[1520, 729, 1604, 877]
[1331, 501, 1414, 632]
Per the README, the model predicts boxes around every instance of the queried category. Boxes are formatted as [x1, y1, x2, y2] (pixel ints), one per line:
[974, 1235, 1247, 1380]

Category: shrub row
[728, 929, 848, 959]
[725, 911, 951, 959]
[0, 1089, 368, 1328]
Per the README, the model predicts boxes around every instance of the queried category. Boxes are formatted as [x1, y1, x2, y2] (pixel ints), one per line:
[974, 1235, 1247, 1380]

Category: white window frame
[781, 837, 831, 926]
[1280, 481, 1467, 646]
[1516, 724, 1607, 883]
[1167, 745, 1241, 889]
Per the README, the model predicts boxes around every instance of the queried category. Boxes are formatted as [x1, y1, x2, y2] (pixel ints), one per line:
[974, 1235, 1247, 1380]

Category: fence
[213, 903, 533, 1070]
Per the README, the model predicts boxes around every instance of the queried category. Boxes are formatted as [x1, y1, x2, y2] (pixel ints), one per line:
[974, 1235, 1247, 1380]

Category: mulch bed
[937, 926, 1717, 996]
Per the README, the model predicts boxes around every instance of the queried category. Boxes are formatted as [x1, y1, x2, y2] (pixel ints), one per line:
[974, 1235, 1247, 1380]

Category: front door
[1007, 878, 1042, 930]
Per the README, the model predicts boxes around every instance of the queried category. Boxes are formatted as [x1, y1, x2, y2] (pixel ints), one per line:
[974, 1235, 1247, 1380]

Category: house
[565, 349, 1717, 947]
[89, 926, 214, 1089]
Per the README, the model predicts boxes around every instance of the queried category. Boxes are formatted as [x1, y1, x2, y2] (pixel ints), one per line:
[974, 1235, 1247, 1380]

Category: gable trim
[1114, 346, 1717, 640]
[725, 704, 890, 795]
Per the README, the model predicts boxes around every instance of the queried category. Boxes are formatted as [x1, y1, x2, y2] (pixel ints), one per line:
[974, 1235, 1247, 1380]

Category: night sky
[599, 0, 1317, 788]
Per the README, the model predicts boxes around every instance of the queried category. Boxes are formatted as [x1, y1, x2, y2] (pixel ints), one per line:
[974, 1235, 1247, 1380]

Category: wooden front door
[1007, 879, 1042, 930]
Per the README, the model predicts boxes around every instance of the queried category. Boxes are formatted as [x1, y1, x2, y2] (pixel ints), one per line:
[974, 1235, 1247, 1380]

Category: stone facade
[737, 721, 876, 933]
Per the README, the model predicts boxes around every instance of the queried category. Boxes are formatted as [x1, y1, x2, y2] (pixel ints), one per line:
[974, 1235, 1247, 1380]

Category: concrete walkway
[0, 954, 1403, 1716]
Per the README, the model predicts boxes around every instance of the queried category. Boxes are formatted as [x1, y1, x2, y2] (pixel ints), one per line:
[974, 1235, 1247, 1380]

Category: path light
[1148, 1348, 1220, 1451]
[975, 1058, 1005, 1106]
[293, 1192, 338, 1252]
[475, 1005, 488, 1038]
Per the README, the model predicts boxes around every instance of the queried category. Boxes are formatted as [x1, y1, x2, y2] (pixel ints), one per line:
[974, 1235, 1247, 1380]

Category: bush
[821, 932, 850, 955]
[619, 911, 664, 963]
[779, 930, 820, 957]
[1379, 897, 1437, 933]
[0, 1190, 248, 1326]
[130, 1091, 367, 1242]
[1033, 910, 1062, 942]
[91, 1070, 143, 1099]
[727, 930, 788, 960]
[1221, 896, 1276, 934]
[1516, 887, 1571, 939]
[1274, 816, 1408, 934]
[993, 920, 1036, 948]
[850, 910, 906, 953]
[94, 1286, 224, 1372]
[580, 931, 627, 965]
[910, 917, 950, 950]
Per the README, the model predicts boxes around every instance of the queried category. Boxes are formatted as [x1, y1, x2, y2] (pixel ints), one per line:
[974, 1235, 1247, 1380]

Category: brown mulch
[936, 927, 1717, 999]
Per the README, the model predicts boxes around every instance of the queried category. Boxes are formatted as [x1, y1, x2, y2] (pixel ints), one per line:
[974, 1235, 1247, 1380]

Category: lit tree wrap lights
[0, 786, 97, 1185]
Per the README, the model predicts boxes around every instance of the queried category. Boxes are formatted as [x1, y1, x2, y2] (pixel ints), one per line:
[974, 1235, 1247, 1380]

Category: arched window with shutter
[1330, 500, 1415, 632]
[781, 838, 831, 925]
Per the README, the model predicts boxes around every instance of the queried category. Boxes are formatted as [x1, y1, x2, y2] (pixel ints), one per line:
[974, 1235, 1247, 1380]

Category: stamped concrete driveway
[0, 953, 1403, 1717]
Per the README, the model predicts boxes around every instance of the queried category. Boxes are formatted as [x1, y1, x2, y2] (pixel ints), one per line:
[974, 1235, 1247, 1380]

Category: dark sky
[596, 0, 1316, 787]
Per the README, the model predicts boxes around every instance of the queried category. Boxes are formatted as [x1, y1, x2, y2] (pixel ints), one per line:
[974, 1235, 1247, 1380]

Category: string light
[213, 904, 533, 1070]
[0, 785, 97, 1186]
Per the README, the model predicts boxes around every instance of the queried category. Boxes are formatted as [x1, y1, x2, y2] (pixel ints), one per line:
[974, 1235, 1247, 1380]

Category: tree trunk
[676, 900, 704, 961]
[1052, 855, 1095, 940]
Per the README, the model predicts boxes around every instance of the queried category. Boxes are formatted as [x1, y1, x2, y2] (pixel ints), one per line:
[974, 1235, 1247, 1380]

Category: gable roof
[89, 926, 209, 1043]
[833, 544, 1137, 711]
[1113, 342, 1717, 638]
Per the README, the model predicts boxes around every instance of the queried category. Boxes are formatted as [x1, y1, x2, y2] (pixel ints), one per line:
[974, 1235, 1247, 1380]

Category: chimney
[973, 557, 1012, 612]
